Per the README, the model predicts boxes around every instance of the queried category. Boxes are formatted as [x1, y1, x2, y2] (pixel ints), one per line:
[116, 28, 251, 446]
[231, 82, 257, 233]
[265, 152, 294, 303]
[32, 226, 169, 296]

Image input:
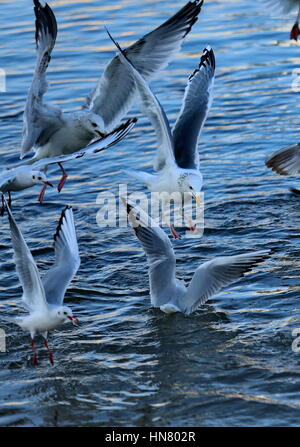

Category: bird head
[79, 112, 105, 138]
[183, 173, 203, 207]
[56, 306, 78, 326]
[31, 170, 53, 188]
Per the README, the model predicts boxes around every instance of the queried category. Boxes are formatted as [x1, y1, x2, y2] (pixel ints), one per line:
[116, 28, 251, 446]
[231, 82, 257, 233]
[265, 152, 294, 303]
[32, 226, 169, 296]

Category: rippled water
[1, 0, 300, 427]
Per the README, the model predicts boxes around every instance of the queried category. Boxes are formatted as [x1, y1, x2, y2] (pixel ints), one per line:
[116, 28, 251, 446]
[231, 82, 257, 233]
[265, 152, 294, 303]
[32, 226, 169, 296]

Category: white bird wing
[180, 250, 271, 315]
[173, 47, 215, 170]
[85, 1, 204, 132]
[31, 118, 137, 170]
[0, 172, 16, 192]
[21, 0, 64, 159]
[42, 206, 80, 306]
[265, 143, 300, 176]
[108, 31, 176, 172]
[4, 196, 48, 312]
[123, 198, 178, 307]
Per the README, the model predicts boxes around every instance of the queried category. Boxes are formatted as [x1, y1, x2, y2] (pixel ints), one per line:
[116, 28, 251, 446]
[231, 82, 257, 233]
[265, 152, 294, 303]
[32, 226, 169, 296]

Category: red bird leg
[31, 338, 38, 366]
[43, 337, 54, 365]
[57, 163, 68, 192]
[38, 184, 47, 203]
[290, 22, 300, 40]
[170, 224, 181, 239]
[38, 165, 48, 203]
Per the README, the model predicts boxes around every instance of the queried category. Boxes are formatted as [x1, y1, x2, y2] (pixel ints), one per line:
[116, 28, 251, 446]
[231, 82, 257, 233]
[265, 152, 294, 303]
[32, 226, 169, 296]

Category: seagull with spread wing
[19, 0, 204, 198]
[4, 118, 136, 209]
[123, 198, 271, 314]
[3, 198, 80, 365]
[109, 30, 214, 238]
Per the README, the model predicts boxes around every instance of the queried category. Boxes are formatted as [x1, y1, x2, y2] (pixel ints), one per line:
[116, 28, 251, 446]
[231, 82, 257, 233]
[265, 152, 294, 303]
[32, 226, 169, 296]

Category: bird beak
[68, 316, 79, 326]
[96, 130, 105, 138]
[43, 181, 54, 187]
[192, 193, 201, 207]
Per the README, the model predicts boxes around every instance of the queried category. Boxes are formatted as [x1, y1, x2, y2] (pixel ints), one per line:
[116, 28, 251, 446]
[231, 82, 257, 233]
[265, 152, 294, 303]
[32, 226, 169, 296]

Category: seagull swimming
[123, 198, 271, 315]
[265, 142, 300, 195]
[109, 31, 214, 238]
[19, 0, 204, 195]
[3, 197, 80, 365]
[261, 0, 300, 40]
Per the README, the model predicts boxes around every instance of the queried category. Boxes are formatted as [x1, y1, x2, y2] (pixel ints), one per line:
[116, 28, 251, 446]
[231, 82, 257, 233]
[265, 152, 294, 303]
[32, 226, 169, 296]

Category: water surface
[0, 0, 300, 427]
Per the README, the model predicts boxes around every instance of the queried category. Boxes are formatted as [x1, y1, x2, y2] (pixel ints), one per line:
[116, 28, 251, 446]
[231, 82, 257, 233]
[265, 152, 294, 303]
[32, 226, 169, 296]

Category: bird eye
[63, 311, 67, 315]
[32, 175, 36, 180]
[189, 186, 193, 190]
[91, 122, 97, 127]
[38, 176, 42, 180]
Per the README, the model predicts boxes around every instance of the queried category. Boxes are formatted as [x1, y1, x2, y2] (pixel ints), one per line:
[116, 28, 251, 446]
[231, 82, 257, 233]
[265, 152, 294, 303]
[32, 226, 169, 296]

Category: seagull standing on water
[19, 0, 204, 198]
[123, 198, 271, 315]
[3, 198, 80, 365]
[109, 31, 214, 238]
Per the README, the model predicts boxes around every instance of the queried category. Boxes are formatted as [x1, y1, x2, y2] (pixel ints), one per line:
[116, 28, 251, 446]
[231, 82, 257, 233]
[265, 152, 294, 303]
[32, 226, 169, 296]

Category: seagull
[3, 197, 80, 366]
[265, 142, 300, 195]
[123, 198, 271, 315]
[108, 31, 214, 238]
[19, 0, 204, 195]
[12, 117, 137, 203]
[261, 0, 300, 40]
[0, 166, 53, 215]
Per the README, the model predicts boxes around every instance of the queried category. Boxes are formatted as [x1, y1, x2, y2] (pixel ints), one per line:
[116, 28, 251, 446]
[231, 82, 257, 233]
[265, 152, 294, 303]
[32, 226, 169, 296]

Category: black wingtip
[241, 250, 272, 277]
[265, 143, 300, 176]
[95, 117, 137, 152]
[171, 0, 204, 39]
[188, 46, 215, 82]
[54, 205, 72, 242]
[34, 0, 57, 47]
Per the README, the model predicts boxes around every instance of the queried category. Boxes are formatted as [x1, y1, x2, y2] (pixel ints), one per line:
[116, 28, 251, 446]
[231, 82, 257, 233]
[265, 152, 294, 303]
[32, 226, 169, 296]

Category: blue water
[1, 0, 300, 427]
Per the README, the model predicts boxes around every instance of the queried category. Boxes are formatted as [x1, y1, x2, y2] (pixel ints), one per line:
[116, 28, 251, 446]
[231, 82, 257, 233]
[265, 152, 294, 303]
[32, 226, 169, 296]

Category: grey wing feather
[85, 1, 204, 132]
[21, 0, 63, 158]
[173, 46, 215, 170]
[180, 250, 270, 315]
[4, 196, 47, 312]
[42, 206, 80, 305]
[31, 118, 137, 170]
[265, 143, 300, 176]
[107, 31, 176, 171]
[258, 0, 299, 13]
[124, 199, 178, 307]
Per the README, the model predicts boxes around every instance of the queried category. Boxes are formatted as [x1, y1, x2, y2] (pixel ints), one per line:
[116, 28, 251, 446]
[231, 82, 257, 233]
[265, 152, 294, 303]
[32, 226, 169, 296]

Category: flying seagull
[3, 197, 80, 365]
[11, 118, 137, 204]
[20, 0, 204, 195]
[123, 197, 271, 314]
[108, 30, 214, 238]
